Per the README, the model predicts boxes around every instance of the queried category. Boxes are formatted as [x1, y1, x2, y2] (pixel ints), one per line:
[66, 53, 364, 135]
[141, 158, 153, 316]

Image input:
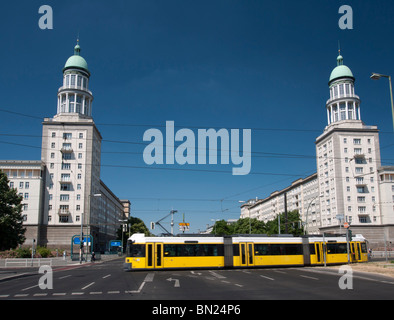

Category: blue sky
[0, 0, 393, 234]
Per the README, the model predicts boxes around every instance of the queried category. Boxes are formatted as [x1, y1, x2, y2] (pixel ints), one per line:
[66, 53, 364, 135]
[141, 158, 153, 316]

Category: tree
[266, 210, 304, 236]
[211, 218, 266, 235]
[211, 219, 235, 235]
[0, 170, 26, 250]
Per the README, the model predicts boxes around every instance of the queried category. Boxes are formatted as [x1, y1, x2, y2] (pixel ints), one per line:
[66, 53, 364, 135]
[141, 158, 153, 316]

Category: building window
[63, 133, 72, 140]
[358, 206, 366, 213]
[24, 193, 29, 200]
[357, 186, 366, 193]
[355, 167, 363, 174]
[60, 194, 69, 201]
[61, 173, 71, 181]
[59, 215, 69, 223]
[61, 163, 71, 170]
[76, 95, 82, 113]
[353, 138, 361, 145]
[60, 184, 70, 191]
[359, 216, 367, 223]
[62, 153, 72, 160]
[25, 182, 29, 189]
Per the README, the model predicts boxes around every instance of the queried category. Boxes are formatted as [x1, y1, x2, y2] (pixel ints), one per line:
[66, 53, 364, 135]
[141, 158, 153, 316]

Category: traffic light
[347, 229, 353, 241]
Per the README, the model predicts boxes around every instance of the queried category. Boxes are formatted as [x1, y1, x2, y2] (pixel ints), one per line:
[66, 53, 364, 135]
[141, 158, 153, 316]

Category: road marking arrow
[167, 278, 180, 287]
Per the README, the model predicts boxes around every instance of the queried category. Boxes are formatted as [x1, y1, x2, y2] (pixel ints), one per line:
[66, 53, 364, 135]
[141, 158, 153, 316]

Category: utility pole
[284, 193, 288, 234]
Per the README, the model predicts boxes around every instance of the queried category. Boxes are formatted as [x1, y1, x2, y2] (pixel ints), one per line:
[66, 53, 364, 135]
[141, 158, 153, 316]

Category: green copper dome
[63, 41, 90, 75]
[329, 54, 354, 83]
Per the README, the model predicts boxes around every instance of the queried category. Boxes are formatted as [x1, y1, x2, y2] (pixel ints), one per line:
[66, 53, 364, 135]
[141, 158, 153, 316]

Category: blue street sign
[110, 240, 121, 247]
[73, 236, 91, 245]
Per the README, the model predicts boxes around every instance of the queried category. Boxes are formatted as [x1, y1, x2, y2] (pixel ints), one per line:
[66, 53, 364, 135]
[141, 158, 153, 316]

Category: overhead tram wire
[2, 107, 394, 135]
[0, 134, 393, 165]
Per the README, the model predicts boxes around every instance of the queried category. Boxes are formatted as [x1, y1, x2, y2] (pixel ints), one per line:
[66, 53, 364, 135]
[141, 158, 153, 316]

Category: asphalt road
[0, 257, 393, 303]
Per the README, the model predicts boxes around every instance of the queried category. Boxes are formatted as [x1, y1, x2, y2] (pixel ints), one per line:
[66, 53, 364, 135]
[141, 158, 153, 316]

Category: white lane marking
[260, 275, 275, 281]
[209, 271, 226, 279]
[21, 284, 38, 291]
[300, 275, 319, 280]
[144, 273, 155, 282]
[81, 282, 95, 290]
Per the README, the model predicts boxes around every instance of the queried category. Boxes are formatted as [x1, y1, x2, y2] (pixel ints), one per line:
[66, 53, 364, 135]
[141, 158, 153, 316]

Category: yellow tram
[123, 233, 368, 271]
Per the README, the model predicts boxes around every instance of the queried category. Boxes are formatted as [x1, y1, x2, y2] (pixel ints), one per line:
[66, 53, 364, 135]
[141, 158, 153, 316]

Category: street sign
[344, 222, 349, 229]
[73, 235, 92, 245]
[110, 240, 122, 247]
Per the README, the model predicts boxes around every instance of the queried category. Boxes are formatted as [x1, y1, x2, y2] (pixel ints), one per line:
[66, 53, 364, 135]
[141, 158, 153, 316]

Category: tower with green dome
[56, 40, 94, 117]
[316, 51, 383, 238]
[326, 52, 361, 125]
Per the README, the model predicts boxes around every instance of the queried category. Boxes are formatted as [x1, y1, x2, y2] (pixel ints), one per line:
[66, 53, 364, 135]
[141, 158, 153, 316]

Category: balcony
[60, 146, 73, 153]
[58, 208, 71, 216]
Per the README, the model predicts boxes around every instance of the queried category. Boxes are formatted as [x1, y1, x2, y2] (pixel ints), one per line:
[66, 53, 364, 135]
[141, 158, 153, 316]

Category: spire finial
[336, 41, 343, 66]
[74, 38, 81, 56]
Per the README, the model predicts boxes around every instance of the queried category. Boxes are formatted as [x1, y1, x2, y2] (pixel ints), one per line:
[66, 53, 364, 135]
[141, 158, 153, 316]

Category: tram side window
[254, 244, 303, 255]
[360, 242, 367, 253]
[326, 243, 348, 254]
[164, 244, 224, 257]
[128, 244, 145, 257]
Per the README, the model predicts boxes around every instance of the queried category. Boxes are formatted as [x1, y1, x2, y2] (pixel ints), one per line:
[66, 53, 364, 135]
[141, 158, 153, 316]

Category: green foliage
[265, 210, 304, 236]
[15, 248, 31, 258]
[212, 218, 266, 235]
[212, 210, 304, 236]
[0, 170, 26, 250]
[36, 246, 52, 258]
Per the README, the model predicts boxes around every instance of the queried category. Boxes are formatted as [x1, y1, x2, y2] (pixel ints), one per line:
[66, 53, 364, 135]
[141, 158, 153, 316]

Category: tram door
[350, 242, 362, 262]
[146, 243, 164, 269]
[240, 243, 255, 266]
[315, 242, 323, 264]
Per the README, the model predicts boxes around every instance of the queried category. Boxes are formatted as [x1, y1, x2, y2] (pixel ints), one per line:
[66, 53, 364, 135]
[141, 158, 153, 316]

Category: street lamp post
[119, 219, 128, 254]
[371, 72, 394, 131]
